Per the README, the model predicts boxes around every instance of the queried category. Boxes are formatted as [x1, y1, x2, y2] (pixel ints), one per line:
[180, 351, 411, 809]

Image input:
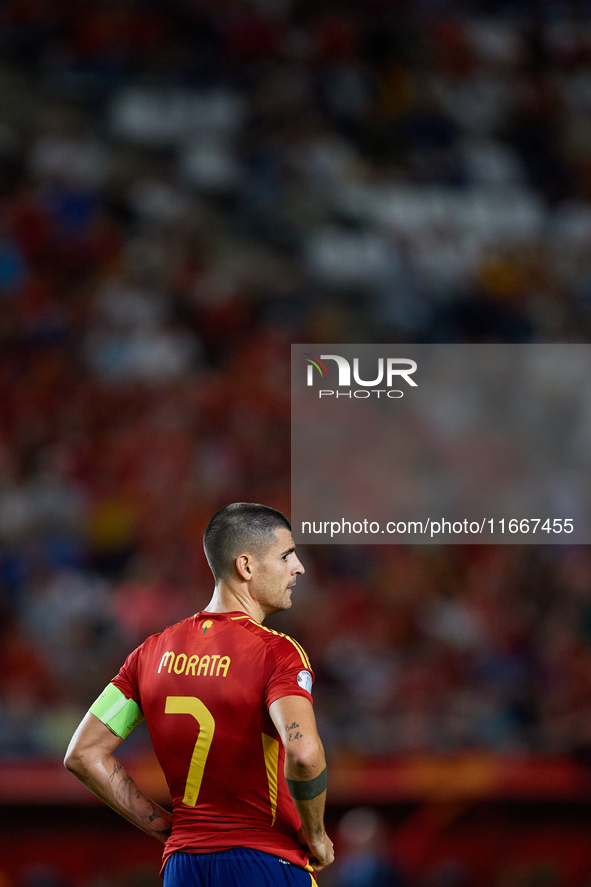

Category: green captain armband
[90, 683, 144, 739]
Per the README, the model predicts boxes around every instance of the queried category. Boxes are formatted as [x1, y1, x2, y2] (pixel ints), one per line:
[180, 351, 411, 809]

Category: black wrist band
[286, 767, 327, 801]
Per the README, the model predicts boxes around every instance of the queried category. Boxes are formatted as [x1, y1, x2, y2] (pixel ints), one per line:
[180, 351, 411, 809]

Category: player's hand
[298, 828, 335, 871]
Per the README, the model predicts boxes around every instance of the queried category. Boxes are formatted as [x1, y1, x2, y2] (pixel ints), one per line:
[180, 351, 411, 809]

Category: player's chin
[269, 597, 292, 615]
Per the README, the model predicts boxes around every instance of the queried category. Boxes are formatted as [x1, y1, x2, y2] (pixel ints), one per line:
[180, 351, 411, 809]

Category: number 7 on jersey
[165, 696, 216, 806]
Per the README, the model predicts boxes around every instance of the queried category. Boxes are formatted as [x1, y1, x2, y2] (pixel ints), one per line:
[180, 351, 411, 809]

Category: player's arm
[64, 692, 172, 843]
[269, 694, 334, 871]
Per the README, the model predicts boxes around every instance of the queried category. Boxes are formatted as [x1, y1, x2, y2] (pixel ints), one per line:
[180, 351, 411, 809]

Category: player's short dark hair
[203, 503, 291, 582]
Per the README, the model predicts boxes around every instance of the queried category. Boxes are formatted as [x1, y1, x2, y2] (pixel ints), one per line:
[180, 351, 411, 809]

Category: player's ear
[235, 553, 254, 581]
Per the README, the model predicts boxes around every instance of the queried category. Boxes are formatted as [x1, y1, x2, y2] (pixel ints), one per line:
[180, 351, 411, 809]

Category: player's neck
[205, 583, 266, 624]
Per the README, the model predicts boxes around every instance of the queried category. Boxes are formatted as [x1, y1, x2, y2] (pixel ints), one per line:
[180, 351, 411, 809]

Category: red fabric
[111, 610, 314, 870]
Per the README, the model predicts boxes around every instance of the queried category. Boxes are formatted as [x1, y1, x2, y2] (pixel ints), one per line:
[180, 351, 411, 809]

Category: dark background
[3, 1, 591, 885]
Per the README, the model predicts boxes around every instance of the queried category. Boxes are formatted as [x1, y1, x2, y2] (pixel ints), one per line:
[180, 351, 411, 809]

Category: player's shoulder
[137, 615, 197, 650]
[234, 615, 312, 669]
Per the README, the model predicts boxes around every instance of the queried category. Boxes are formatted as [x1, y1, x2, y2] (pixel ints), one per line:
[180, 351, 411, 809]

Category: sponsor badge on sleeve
[297, 670, 313, 694]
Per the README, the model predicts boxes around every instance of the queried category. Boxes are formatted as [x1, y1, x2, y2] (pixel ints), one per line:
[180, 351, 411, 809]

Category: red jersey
[111, 610, 315, 870]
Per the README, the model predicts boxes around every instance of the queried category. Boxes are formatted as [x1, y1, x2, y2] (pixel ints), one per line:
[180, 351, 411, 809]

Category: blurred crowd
[292, 544, 591, 757]
[2, 0, 591, 760]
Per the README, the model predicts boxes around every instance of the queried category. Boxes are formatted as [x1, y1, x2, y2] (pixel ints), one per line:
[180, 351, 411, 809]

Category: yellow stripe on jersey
[288, 636, 312, 671]
[241, 618, 311, 669]
[280, 633, 311, 670]
[261, 733, 279, 826]
[231, 615, 312, 669]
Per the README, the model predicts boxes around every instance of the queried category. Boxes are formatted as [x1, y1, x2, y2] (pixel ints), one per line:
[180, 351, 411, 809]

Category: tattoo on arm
[115, 774, 135, 807]
[109, 762, 122, 782]
[148, 810, 172, 839]
[115, 774, 172, 840]
[285, 722, 303, 741]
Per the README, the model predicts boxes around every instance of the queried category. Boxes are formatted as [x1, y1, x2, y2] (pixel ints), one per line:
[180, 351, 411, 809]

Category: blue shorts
[162, 848, 315, 887]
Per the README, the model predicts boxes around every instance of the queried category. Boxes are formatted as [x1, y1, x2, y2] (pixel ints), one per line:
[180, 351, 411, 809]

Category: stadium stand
[2, 1, 591, 884]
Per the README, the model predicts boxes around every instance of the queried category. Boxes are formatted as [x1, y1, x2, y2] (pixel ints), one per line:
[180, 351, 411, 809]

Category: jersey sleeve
[264, 635, 315, 709]
[111, 642, 143, 707]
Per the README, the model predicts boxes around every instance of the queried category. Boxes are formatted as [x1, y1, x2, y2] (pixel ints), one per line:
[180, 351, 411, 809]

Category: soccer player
[64, 502, 334, 886]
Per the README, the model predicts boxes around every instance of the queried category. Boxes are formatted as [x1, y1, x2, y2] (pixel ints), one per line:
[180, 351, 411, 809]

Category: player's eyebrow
[280, 545, 296, 557]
